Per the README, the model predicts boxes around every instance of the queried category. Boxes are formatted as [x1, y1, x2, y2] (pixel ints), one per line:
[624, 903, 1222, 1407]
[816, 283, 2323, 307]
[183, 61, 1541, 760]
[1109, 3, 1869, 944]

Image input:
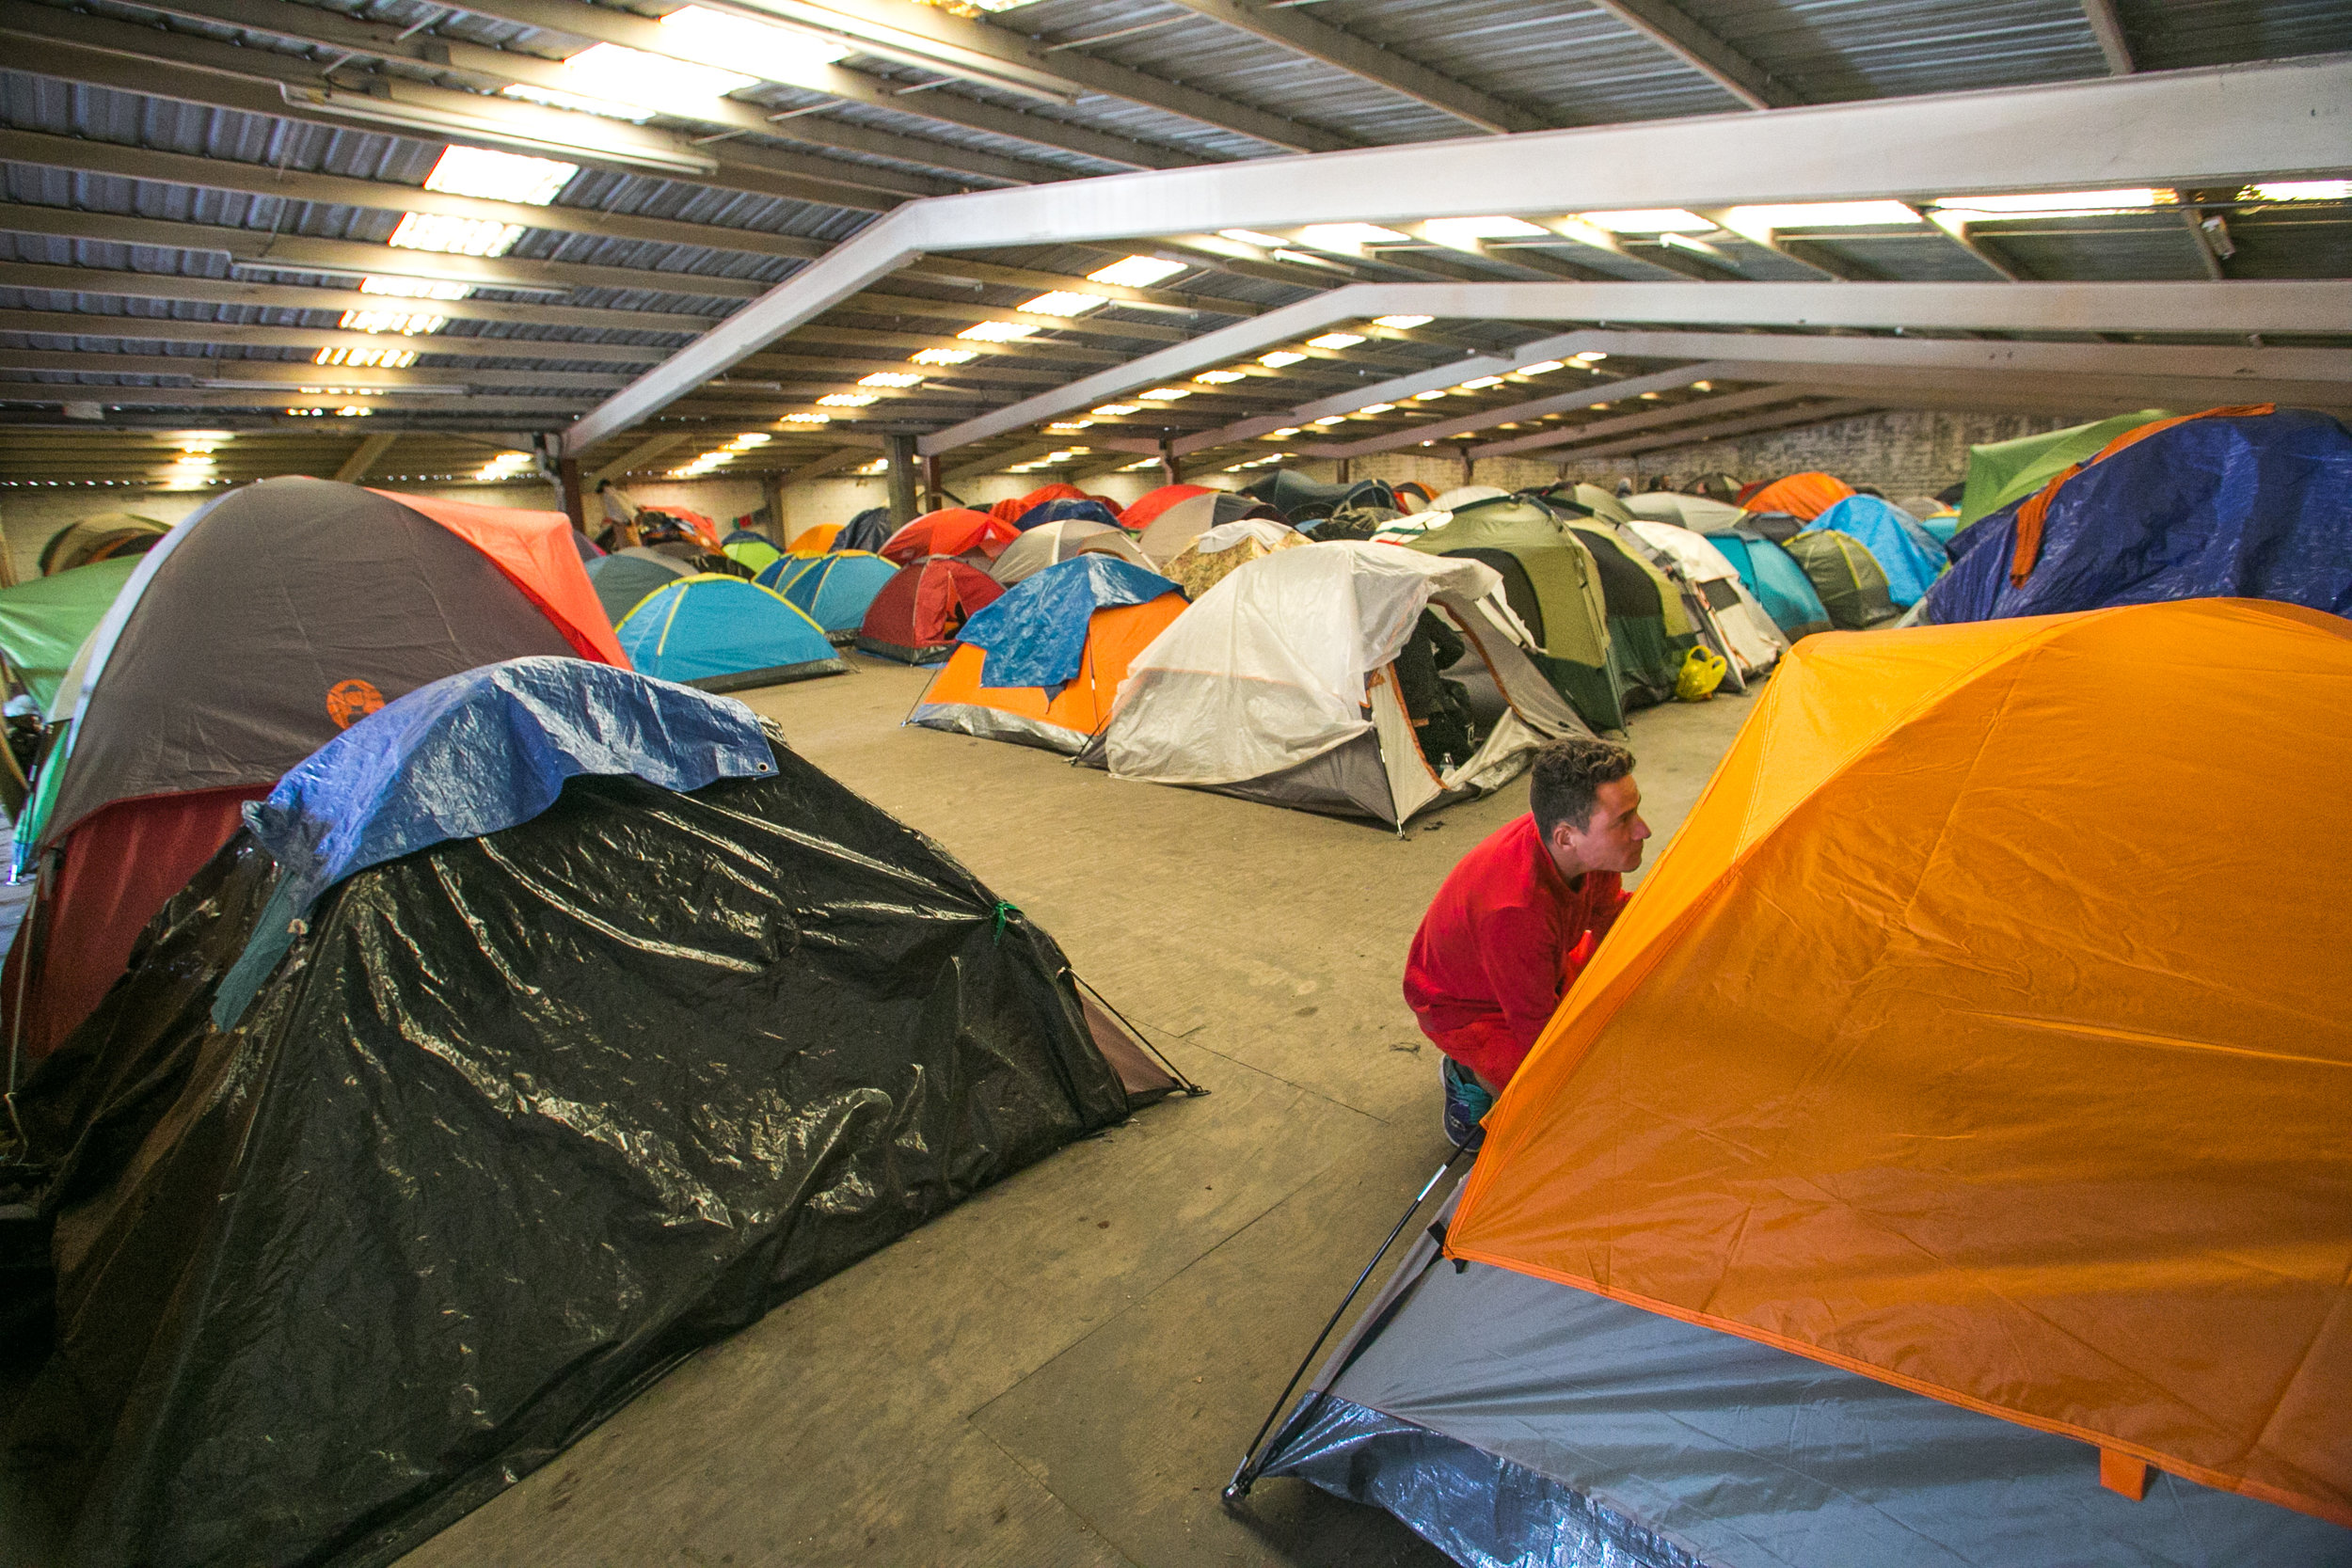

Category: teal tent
[772, 551, 898, 642]
[615, 575, 845, 691]
[1703, 531, 1832, 641]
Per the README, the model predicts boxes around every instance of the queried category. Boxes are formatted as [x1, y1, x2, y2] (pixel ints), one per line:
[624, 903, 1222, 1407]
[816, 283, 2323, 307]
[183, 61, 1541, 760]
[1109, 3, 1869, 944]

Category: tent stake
[1223, 1142, 1469, 1501]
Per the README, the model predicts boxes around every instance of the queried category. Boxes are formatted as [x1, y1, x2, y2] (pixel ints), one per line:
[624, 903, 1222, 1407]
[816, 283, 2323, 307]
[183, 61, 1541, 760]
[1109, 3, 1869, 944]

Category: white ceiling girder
[915, 279, 2352, 455]
[561, 54, 2352, 455]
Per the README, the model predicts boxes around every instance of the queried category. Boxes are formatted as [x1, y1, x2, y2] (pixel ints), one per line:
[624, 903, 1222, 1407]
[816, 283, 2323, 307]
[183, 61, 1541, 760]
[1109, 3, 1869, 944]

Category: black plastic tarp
[4, 734, 1156, 1567]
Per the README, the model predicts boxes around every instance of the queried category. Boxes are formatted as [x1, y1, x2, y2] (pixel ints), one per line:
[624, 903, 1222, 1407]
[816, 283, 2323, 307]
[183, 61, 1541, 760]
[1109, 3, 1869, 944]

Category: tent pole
[1065, 969, 1206, 1096]
[1223, 1142, 1470, 1501]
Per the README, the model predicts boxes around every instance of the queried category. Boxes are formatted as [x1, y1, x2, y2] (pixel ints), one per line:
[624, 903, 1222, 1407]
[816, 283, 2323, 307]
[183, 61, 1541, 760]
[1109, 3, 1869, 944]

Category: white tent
[1627, 519, 1788, 681]
[990, 517, 1151, 586]
[1091, 542, 1586, 827]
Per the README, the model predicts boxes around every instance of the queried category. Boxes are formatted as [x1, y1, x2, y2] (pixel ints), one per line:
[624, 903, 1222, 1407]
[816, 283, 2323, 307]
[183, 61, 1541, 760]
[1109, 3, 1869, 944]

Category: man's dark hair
[1530, 736, 1636, 838]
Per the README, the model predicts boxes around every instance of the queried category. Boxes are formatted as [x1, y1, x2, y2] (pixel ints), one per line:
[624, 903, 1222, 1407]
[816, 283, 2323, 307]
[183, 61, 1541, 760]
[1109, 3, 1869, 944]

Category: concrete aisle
[400, 657, 1758, 1568]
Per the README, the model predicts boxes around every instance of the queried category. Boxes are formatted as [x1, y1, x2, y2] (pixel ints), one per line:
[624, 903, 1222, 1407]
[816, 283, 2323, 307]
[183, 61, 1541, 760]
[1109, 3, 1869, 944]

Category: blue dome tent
[774, 551, 898, 642]
[615, 575, 845, 690]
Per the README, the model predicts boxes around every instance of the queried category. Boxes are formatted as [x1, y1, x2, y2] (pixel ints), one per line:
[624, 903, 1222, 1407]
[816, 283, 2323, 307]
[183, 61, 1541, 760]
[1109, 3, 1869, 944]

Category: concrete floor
[399, 657, 1757, 1568]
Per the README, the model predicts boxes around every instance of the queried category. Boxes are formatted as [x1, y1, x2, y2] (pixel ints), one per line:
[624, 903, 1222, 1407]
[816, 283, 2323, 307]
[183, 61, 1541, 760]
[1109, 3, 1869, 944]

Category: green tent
[1405, 498, 1626, 730]
[0, 557, 140, 711]
[1567, 523, 1699, 711]
[1958, 411, 2170, 525]
[1782, 530, 1897, 630]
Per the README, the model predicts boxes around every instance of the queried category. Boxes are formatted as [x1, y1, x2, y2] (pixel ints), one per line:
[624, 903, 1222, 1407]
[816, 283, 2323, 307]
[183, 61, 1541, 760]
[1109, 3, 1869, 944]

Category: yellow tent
[1449, 598, 2352, 1527]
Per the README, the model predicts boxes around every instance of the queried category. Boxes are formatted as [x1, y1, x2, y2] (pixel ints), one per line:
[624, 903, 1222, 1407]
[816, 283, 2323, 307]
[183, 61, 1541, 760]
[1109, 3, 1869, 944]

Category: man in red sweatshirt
[1404, 736, 1650, 1147]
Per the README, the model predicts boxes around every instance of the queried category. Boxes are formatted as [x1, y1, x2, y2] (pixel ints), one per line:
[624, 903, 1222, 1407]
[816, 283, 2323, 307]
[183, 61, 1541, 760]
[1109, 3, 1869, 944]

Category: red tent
[879, 509, 1020, 565]
[855, 559, 1002, 663]
[1118, 483, 1214, 533]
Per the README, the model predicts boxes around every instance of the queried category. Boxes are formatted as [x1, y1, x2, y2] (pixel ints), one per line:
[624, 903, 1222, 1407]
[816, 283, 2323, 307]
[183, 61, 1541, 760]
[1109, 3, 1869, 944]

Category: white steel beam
[1580, 0, 1797, 110]
[2081, 0, 2136, 74]
[563, 55, 2352, 453]
[1556, 399, 1879, 460]
[331, 431, 399, 483]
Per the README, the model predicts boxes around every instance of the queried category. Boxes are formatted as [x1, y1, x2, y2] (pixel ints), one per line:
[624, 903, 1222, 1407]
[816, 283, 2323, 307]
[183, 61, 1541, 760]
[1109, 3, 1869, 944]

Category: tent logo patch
[326, 678, 387, 729]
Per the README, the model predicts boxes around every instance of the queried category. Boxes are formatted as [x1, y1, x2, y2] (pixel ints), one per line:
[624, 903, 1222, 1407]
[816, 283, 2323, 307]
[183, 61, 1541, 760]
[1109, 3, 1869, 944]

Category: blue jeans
[1441, 1056, 1493, 1149]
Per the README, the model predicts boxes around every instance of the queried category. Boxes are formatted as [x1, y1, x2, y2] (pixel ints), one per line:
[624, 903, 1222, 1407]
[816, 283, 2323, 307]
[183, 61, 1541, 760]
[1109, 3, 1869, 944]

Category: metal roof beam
[1580, 0, 1797, 111]
[0, 349, 627, 391]
[563, 54, 2352, 452]
[1285, 361, 1745, 459]
[332, 431, 399, 483]
[0, 310, 670, 366]
[586, 432, 695, 485]
[1463, 384, 1816, 457]
[0, 264, 715, 336]
[2081, 0, 2135, 74]
[1148, 0, 1549, 135]
[1559, 398, 1879, 459]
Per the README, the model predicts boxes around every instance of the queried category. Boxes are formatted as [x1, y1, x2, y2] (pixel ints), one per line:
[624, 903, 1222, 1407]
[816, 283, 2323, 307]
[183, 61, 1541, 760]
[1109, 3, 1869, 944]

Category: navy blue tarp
[1013, 497, 1120, 532]
[213, 657, 773, 1024]
[833, 507, 894, 554]
[1923, 409, 2352, 624]
[957, 557, 1178, 690]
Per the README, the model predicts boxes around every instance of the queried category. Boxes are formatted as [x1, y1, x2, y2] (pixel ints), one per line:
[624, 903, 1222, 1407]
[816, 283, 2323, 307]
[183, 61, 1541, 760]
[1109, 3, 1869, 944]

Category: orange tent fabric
[880, 508, 1020, 565]
[1120, 483, 1213, 532]
[1740, 471, 1853, 521]
[788, 523, 842, 556]
[910, 595, 1186, 752]
[990, 483, 1089, 524]
[371, 490, 626, 667]
[1446, 599, 2352, 1528]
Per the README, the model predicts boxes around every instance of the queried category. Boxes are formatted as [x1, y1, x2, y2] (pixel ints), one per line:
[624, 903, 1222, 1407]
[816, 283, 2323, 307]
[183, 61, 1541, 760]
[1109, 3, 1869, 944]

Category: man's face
[1548, 775, 1652, 878]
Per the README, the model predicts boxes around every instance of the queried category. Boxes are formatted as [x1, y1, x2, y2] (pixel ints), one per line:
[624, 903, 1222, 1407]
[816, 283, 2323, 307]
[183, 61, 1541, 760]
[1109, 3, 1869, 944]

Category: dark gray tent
[584, 546, 691, 626]
[1244, 1180, 2349, 1568]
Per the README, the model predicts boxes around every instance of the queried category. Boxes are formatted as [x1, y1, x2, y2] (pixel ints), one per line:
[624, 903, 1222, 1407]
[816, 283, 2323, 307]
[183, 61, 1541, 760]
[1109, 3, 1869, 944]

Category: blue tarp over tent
[214, 657, 772, 1025]
[957, 556, 1178, 689]
[1012, 497, 1120, 532]
[775, 551, 898, 636]
[1699, 530, 1833, 640]
[1806, 496, 1948, 607]
[615, 574, 844, 689]
[1923, 408, 2352, 625]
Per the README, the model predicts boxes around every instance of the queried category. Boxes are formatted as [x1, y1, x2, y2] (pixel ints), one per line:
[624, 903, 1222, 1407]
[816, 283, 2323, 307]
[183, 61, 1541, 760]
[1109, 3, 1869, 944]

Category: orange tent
[374, 490, 625, 666]
[1740, 470, 1853, 520]
[908, 594, 1185, 753]
[787, 523, 841, 556]
[880, 508, 1019, 565]
[1119, 483, 1213, 532]
[1447, 598, 2352, 1528]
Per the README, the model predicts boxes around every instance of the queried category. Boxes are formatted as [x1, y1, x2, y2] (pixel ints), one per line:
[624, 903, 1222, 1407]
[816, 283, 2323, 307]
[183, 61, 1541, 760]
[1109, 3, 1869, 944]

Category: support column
[557, 455, 587, 532]
[761, 472, 786, 545]
[1158, 436, 1178, 487]
[884, 432, 920, 527]
[1335, 457, 1352, 485]
[1456, 443, 1475, 486]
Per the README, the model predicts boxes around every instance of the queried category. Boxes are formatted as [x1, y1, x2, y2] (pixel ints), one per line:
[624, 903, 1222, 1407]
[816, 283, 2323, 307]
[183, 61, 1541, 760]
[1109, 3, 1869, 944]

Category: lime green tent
[0, 558, 140, 711]
[1958, 411, 2169, 525]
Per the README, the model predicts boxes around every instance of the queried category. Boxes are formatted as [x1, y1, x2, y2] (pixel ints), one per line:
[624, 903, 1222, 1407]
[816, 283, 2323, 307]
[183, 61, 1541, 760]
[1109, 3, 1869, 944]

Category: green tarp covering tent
[1958, 410, 2170, 525]
[0, 559, 140, 711]
[1403, 498, 1626, 731]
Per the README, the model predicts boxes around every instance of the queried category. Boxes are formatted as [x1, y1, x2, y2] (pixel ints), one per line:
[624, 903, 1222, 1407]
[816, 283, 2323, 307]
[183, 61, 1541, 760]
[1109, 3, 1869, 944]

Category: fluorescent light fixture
[1046, 420, 1093, 432]
[1137, 387, 1191, 401]
[1455, 375, 1505, 390]
[911, 347, 977, 365]
[1373, 314, 1433, 329]
[1086, 255, 1186, 287]
[784, 411, 831, 423]
[1307, 332, 1364, 350]
[1578, 208, 1714, 233]
[1117, 458, 1157, 472]
[1295, 223, 1407, 250]
[1421, 215, 1546, 246]
[857, 372, 924, 388]
[1258, 350, 1306, 368]
[817, 391, 879, 406]
[389, 213, 525, 257]
[423, 146, 577, 206]
[852, 458, 889, 475]
[1217, 229, 1287, 247]
[1639, 391, 1661, 400]
[1091, 404, 1140, 417]
[657, 7, 849, 82]
[2243, 181, 2351, 202]
[501, 83, 656, 124]
[1691, 380, 1713, 391]
[361, 275, 472, 300]
[728, 433, 772, 447]
[1263, 428, 1299, 438]
[559, 42, 757, 114]
[1413, 388, 1447, 401]
[1572, 351, 1609, 363]
[1192, 369, 1247, 385]
[959, 321, 1040, 342]
[1721, 201, 1919, 230]
[1310, 415, 1344, 426]
[315, 345, 417, 369]
[1018, 291, 1107, 316]
[1931, 189, 2168, 218]
[1517, 360, 1565, 375]
[339, 309, 446, 335]
[1356, 403, 1395, 415]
